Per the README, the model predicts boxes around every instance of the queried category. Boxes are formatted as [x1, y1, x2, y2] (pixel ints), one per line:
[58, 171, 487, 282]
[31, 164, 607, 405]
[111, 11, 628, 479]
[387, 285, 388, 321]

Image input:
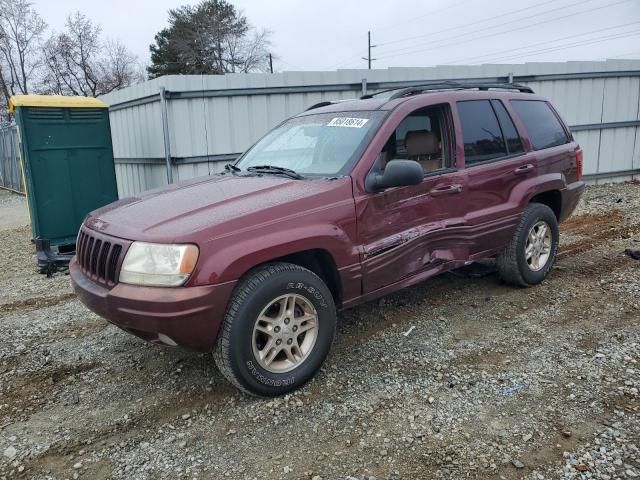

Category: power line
[375, 0, 598, 58]
[443, 21, 640, 65]
[375, 0, 633, 61]
[325, 0, 568, 70]
[375, 0, 563, 48]
[469, 30, 640, 64]
[321, 0, 476, 70]
[372, 0, 473, 34]
[321, 0, 637, 71]
[325, 52, 369, 70]
[323, 40, 374, 70]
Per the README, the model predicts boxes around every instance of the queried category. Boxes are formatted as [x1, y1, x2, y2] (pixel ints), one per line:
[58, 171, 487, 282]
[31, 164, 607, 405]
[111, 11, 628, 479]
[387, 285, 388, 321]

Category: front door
[355, 104, 468, 294]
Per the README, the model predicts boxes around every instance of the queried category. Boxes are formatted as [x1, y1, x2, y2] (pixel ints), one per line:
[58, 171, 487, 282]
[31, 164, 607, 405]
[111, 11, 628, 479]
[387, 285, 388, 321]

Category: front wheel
[214, 262, 336, 396]
[497, 202, 559, 287]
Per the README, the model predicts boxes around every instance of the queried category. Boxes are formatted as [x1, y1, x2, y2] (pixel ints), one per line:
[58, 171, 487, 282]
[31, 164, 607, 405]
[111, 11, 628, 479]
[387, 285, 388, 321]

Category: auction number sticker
[327, 117, 369, 128]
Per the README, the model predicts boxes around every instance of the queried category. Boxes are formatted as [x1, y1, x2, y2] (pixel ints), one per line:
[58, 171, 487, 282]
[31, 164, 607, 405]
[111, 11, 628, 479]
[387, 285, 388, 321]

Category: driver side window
[380, 104, 452, 174]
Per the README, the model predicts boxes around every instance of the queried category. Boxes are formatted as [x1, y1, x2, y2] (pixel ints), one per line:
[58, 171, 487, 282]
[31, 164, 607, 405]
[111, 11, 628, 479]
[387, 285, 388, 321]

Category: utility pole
[268, 53, 273, 74]
[361, 31, 376, 70]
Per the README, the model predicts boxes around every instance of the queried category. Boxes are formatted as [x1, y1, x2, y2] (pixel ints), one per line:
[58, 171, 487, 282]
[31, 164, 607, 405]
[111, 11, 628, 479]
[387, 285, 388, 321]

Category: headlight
[119, 242, 199, 287]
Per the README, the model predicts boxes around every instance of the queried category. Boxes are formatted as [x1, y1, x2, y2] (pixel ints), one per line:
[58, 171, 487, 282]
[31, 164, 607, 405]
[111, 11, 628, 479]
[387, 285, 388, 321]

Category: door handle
[514, 164, 534, 175]
[429, 184, 463, 196]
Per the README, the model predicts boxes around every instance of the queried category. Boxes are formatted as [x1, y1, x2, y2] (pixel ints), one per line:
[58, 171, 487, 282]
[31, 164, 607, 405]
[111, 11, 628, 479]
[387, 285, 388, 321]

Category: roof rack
[305, 99, 353, 111]
[360, 81, 534, 100]
[306, 101, 334, 111]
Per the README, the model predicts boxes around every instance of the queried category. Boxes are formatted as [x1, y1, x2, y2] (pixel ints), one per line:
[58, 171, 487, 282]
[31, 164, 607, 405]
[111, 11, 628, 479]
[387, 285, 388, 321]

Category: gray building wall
[100, 60, 640, 198]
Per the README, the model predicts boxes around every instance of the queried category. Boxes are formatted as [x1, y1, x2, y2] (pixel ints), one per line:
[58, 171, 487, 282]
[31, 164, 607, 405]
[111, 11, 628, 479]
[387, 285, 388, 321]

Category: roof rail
[360, 81, 534, 100]
[305, 99, 353, 111]
[306, 101, 334, 111]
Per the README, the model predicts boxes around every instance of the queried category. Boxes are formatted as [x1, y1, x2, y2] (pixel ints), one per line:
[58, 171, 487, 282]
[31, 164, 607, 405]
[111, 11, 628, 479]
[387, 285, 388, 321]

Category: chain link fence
[0, 124, 24, 194]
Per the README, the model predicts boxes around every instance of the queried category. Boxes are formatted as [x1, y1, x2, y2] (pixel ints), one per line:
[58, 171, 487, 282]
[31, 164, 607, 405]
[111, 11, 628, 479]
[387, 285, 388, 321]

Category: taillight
[575, 147, 583, 181]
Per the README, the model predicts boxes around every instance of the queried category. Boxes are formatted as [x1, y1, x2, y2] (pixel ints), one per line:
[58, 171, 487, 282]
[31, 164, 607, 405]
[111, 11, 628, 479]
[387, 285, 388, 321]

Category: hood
[85, 174, 353, 243]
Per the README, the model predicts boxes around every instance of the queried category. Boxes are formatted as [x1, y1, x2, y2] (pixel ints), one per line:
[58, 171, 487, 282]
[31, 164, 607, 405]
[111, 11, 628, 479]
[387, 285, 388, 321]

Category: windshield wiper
[224, 163, 241, 174]
[246, 165, 304, 180]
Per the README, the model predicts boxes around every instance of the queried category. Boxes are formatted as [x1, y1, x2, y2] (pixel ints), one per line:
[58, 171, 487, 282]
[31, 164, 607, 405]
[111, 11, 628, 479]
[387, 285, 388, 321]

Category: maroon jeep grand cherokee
[71, 82, 585, 396]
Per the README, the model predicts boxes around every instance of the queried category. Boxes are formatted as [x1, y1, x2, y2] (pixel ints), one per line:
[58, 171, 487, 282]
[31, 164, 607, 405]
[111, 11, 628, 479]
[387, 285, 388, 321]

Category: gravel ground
[0, 183, 638, 480]
[0, 192, 29, 230]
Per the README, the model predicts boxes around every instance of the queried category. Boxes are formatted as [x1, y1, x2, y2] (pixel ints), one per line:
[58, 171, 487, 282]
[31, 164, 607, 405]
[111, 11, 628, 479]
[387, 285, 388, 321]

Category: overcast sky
[32, 0, 640, 72]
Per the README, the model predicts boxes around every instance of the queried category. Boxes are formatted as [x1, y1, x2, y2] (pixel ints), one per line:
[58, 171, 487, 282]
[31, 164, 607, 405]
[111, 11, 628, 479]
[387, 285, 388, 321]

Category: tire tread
[213, 262, 333, 396]
[496, 202, 557, 287]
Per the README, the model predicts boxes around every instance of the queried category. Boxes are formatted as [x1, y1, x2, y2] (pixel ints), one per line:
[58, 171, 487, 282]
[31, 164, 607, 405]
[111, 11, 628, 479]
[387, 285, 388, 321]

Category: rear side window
[491, 100, 524, 155]
[457, 100, 507, 165]
[510, 100, 569, 150]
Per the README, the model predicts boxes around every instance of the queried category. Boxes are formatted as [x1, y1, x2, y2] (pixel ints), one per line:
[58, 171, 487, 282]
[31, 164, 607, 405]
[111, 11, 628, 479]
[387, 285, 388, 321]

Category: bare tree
[100, 40, 143, 93]
[42, 12, 142, 97]
[225, 27, 272, 73]
[0, 0, 46, 94]
[0, 0, 46, 120]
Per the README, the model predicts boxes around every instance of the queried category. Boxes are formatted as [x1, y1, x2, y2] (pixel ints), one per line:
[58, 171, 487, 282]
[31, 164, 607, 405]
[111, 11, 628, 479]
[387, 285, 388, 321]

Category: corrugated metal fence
[101, 59, 640, 197]
[0, 124, 23, 194]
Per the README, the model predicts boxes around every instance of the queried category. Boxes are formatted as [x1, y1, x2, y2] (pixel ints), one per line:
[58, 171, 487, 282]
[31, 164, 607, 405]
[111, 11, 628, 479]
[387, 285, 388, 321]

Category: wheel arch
[237, 249, 343, 307]
[529, 189, 562, 220]
[511, 173, 566, 220]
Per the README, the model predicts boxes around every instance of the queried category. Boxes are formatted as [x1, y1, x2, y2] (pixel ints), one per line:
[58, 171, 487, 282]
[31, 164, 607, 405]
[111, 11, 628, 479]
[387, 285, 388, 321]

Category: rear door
[454, 98, 536, 256]
[509, 99, 575, 181]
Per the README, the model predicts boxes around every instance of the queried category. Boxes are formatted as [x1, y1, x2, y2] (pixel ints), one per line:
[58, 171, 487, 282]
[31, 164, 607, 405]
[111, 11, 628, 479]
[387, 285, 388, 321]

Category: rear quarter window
[510, 100, 569, 150]
[456, 100, 507, 165]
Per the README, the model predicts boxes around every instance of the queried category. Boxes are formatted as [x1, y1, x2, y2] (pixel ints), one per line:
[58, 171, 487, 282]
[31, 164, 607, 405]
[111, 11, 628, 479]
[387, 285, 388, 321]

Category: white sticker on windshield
[327, 117, 369, 128]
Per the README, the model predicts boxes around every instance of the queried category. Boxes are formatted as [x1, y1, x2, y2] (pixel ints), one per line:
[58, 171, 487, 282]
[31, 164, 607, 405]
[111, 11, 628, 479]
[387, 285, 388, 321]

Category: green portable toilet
[9, 95, 119, 273]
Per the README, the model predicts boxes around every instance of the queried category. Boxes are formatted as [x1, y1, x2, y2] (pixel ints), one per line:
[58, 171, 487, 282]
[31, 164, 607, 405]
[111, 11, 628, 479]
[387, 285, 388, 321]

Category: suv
[71, 82, 585, 396]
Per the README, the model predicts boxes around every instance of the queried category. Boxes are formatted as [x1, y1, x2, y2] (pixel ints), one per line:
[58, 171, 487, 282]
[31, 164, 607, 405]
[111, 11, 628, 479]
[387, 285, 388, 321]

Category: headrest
[405, 130, 439, 156]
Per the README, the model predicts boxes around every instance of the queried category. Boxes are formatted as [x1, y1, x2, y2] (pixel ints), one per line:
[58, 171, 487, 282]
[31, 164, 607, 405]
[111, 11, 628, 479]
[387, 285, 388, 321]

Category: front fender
[189, 223, 359, 286]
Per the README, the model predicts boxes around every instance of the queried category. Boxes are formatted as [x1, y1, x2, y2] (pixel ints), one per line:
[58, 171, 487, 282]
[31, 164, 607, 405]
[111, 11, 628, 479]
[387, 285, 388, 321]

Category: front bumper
[70, 259, 236, 351]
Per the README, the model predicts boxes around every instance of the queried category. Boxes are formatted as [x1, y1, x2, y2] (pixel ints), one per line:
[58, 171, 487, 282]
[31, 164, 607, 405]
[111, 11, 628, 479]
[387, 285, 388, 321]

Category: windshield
[235, 111, 385, 176]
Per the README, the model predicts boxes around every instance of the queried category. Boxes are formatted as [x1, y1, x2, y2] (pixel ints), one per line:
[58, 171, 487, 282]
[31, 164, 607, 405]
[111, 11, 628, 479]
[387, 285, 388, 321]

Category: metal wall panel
[0, 125, 23, 194]
[598, 127, 637, 174]
[100, 60, 640, 196]
[115, 162, 167, 198]
[572, 130, 601, 176]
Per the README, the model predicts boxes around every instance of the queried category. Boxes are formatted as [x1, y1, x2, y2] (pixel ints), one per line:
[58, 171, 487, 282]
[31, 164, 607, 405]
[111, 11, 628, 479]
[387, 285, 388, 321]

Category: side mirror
[366, 159, 423, 192]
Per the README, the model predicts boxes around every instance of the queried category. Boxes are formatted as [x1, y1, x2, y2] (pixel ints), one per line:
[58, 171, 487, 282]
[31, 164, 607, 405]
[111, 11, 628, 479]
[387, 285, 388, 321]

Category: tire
[214, 262, 336, 397]
[496, 202, 559, 287]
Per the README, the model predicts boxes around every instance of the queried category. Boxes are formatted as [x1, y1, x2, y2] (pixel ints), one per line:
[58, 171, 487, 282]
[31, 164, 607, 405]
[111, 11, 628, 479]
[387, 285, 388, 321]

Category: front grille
[76, 227, 126, 287]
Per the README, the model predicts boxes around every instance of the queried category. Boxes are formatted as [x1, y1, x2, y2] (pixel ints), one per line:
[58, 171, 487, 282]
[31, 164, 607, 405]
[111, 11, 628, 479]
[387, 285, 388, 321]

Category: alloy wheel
[525, 220, 552, 271]
[251, 294, 319, 373]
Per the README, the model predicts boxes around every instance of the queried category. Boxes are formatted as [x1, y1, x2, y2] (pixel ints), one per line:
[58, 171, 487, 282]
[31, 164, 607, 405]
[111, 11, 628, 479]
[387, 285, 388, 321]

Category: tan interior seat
[405, 130, 443, 172]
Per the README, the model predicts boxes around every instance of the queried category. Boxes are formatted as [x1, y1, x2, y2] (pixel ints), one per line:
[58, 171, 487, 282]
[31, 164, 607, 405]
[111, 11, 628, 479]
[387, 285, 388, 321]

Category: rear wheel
[214, 262, 336, 396]
[497, 203, 559, 287]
